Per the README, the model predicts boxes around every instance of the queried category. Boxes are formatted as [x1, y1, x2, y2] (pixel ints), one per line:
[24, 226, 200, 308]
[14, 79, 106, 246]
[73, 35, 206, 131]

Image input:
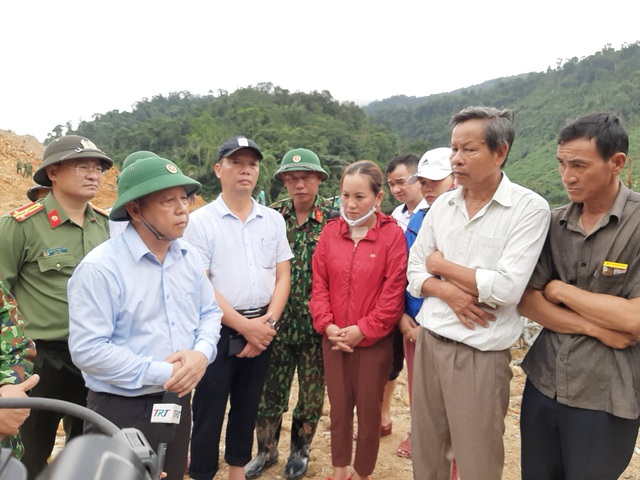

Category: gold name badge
[602, 261, 628, 276]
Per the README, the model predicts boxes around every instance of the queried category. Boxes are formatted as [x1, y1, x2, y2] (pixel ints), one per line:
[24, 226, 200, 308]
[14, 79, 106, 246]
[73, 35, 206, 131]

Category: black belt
[428, 330, 460, 345]
[34, 340, 69, 351]
[89, 389, 165, 400]
[236, 306, 268, 319]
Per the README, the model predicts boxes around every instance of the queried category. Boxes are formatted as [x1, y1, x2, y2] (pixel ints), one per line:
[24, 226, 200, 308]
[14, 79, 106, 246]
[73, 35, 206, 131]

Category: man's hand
[543, 279, 566, 304]
[326, 324, 353, 352]
[237, 343, 263, 358]
[0, 374, 40, 438]
[440, 282, 496, 329]
[238, 312, 276, 350]
[163, 351, 208, 397]
[426, 250, 445, 276]
[398, 313, 421, 344]
[591, 325, 638, 350]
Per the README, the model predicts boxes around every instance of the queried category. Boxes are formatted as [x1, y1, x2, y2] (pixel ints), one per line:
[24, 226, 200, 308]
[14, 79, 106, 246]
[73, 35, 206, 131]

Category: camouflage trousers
[257, 335, 324, 423]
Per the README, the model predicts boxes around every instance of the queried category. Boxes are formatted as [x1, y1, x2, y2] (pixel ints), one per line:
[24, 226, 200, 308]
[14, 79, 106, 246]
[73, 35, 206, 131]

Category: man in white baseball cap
[407, 147, 455, 206]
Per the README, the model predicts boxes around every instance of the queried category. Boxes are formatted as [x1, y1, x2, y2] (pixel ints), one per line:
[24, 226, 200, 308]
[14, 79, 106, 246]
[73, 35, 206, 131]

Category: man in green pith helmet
[245, 148, 334, 480]
[108, 150, 161, 238]
[68, 156, 222, 480]
[0, 134, 112, 479]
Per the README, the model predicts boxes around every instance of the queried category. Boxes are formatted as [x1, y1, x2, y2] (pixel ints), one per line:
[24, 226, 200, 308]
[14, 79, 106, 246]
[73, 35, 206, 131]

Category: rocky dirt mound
[0, 129, 118, 213]
[0, 130, 206, 214]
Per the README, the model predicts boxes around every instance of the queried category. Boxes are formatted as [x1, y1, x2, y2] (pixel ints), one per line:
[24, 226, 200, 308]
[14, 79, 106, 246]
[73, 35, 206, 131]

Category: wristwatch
[268, 317, 279, 330]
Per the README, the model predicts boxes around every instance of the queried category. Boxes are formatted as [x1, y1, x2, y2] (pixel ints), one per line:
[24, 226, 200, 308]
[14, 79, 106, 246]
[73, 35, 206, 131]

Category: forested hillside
[53, 85, 403, 211]
[50, 42, 640, 209]
[366, 42, 640, 206]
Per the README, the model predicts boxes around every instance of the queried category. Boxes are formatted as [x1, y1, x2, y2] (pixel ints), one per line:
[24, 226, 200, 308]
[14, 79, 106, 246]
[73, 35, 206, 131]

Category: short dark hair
[558, 112, 628, 161]
[385, 153, 420, 176]
[341, 160, 384, 196]
[450, 106, 515, 167]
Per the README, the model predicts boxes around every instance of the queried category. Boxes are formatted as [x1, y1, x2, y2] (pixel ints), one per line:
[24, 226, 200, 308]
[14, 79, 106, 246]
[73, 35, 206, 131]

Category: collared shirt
[183, 196, 293, 310]
[67, 225, 221, 397]
[271, 195, 333, 344]
[0, 280, 36, 458]
[521, 183, 640, 419]
[391, 198, 429, 232]
[407, 174, 550, 351]
[0, 193, 109, 340]
[108, 219, 129, 237]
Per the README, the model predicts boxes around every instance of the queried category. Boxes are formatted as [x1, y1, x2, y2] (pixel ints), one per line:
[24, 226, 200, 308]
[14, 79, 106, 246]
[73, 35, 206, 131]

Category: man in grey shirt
[519, 112, 640, 479]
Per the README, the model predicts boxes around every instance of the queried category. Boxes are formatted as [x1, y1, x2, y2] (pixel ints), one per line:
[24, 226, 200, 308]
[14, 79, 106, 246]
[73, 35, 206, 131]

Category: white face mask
[340, 204, 376, 228]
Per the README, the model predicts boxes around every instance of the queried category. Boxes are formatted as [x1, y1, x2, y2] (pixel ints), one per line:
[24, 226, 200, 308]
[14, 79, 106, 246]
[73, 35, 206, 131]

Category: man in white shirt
[407, 106, 550, 480]
[386, 154, 428, 232]
[184, 136, 293, 480]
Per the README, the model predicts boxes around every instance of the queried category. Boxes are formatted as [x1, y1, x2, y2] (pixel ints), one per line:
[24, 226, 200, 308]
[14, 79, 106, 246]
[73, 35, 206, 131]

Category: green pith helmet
[109, 157, 201, 221]
[122, 150, 159, 169]
[274, 148, 329, 181]
[34, 135, 113, 187]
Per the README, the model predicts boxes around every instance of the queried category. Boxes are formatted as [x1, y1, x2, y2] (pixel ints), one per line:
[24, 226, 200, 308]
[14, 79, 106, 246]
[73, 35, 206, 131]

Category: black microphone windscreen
[153, 391, 180, 444]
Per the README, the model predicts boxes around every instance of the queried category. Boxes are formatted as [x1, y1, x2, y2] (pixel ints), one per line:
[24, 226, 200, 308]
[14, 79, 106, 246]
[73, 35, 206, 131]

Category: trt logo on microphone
[151, 402, 182, 425]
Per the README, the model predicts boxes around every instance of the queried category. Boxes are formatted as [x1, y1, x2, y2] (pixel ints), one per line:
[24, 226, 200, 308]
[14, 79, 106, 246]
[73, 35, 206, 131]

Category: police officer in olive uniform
[245, 148, 333, 480]
[0, 135, 112, 479]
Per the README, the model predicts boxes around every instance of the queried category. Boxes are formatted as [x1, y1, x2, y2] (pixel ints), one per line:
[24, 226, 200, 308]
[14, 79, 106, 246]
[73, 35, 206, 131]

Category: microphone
[150, 391, 182, 479]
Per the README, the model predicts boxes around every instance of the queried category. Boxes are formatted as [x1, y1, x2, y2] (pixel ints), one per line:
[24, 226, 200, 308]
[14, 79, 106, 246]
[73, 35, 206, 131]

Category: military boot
[245, 416, 282, 478]
[284, 419, 317, 480]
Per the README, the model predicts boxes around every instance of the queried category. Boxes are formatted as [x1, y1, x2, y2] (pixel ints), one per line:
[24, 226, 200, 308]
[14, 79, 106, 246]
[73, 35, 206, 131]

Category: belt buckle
[242, 308, 263, 319]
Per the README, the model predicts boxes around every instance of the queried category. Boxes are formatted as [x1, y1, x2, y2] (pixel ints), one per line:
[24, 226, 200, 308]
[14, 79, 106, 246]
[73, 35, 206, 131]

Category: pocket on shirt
[260, 238, 277, 269]
[37, 252, 77, 274]
[474, 235, 506, 268]
[176, 290, 201, 328]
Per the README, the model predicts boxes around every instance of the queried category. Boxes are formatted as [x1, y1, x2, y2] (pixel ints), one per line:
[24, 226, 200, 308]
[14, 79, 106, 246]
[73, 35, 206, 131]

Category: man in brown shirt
[519, 112, 640, 480]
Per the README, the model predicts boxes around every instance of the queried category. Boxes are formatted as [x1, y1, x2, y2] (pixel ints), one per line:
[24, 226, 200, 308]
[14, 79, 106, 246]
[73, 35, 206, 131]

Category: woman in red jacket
[310, 160, 407, 480]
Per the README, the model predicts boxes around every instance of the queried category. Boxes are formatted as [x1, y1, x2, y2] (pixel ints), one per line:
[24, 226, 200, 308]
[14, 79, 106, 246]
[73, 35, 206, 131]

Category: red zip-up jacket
[310, 212, 407, 347]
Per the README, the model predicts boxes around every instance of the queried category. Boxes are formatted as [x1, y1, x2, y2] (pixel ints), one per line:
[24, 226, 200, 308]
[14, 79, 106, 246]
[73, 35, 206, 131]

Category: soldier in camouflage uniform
[0, 280, 37, 459]
[245, 148, 334, 480]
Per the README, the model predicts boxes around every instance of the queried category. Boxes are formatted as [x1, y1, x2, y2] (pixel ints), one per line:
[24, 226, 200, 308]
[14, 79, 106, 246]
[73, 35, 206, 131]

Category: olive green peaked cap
[109, 157, 201, 221]
[274, 148, 329, 181]
[35, 135, 113, 187]
[122, 150, 159, 169]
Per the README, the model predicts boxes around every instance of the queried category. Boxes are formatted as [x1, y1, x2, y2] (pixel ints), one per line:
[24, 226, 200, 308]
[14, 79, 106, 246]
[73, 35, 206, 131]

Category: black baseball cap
[217, 136, 263, 162]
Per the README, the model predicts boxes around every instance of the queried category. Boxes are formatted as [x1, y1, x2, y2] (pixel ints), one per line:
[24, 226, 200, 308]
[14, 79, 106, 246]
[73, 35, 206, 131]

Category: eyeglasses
[64, 163, 106, 177]
[387, 178, 408, 188]
[282, 173, 317, 184]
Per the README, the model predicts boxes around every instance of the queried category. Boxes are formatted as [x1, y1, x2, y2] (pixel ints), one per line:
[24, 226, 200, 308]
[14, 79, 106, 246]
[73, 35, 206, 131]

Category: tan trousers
[323, 334, 393, 476]
[411, 328, 512, 480]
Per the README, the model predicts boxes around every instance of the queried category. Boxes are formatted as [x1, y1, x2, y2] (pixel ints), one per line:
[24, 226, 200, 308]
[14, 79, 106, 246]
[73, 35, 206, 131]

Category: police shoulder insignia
[8, 202, 44, 222]
[89, 203, 110, 217]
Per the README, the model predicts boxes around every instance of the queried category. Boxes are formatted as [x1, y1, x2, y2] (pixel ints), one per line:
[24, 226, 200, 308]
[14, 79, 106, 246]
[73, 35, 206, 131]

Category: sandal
[353, 422, 392, 440]
[395, 432, 411, 459]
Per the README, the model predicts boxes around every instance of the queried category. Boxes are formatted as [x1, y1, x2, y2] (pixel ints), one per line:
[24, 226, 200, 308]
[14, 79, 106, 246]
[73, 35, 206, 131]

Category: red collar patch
[48, 209, 62, 228]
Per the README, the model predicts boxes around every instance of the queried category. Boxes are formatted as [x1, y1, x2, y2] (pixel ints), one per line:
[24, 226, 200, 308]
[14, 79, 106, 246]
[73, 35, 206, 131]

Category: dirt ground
[2, 130, 638, 479]
[226, 348, 640, 480]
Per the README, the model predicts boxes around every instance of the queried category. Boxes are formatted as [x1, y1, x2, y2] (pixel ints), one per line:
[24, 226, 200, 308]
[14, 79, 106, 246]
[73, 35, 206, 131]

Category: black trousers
[85, 390, 191, 480]
[189, 326, 272, 480]
[21, 341, 88, 480]
[521, 378, 640, 480]
[388, 328, 404, 381]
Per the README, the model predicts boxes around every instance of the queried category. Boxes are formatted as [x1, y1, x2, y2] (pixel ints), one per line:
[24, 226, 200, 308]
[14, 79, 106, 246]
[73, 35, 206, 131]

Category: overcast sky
[1, 1, 638, 142]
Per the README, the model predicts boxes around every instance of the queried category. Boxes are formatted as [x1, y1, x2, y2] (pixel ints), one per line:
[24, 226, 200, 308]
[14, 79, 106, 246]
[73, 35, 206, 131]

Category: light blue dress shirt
[183, 195, 293, 310]
[68, 224, 222, 396]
